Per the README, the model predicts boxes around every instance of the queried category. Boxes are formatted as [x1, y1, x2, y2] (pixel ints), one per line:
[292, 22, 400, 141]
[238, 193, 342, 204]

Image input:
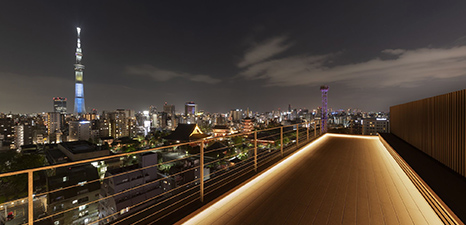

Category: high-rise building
[68, 120, 92, 141]
[103, 109, 135, 138]
[163, 102, 176, 129]
[53, 97, 67, 114]
[14, 124, 33, 150]
[74, 27, 86, 114]
[215, 115, 226, 125]
[185, 102, 197, 116]
[47, 112, 62, 135]
[230, 109, 243, 123]
[163, 102, 175, 117]
[160, 112, 168, 128]
[0, 117, 14, 143]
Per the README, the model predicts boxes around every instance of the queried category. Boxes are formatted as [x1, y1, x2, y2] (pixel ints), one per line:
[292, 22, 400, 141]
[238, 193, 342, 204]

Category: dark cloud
[126, 65, 221, 84]
[2, 0, 466, 113]
[238, 36, 293, 68]
[239, 46, 466, 88]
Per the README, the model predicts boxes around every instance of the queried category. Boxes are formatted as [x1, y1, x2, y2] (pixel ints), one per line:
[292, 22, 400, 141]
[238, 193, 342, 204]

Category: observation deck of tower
[74, 27, 86, 114]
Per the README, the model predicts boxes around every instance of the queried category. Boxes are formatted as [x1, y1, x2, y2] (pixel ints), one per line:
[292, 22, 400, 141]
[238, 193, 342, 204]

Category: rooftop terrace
[178, 134, 450, 225]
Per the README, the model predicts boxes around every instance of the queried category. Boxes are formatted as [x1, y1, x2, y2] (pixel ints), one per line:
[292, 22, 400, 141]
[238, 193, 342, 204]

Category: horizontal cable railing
[0, 121, 320, 225]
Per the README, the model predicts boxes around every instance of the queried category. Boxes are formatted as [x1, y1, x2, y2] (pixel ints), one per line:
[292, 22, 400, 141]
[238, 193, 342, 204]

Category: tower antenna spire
[74, 26, 86, 114]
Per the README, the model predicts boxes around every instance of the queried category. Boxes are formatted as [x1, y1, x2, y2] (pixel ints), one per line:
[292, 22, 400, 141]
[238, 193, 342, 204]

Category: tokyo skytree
[74, 27, 86, 114]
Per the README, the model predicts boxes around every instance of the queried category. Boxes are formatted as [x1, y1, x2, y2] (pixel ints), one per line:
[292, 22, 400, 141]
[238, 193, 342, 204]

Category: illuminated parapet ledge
[178, 133, 444, 225]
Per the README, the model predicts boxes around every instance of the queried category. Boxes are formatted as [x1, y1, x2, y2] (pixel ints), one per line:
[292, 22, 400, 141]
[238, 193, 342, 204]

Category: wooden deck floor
[177, 134, 443, 225]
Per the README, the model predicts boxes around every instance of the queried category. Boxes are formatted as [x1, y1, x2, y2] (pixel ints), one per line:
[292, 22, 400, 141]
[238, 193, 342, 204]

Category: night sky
[1, 1, 466, 114]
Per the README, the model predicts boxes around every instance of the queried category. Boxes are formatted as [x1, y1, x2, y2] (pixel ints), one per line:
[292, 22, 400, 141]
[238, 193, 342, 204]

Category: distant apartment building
[99, 153, 165, 224]
[47, 112, 63, 135]
[45, 141, 105, 225]
[103, 109, 136, 138]
[83, 112, 97, 121]
[230, 109, 243, 122]
[362, 118, 390, 135]
[215, 115, 226, 125]
[0, 117, 15, 143]
[96, 118, 111, 138]
[47, 165, 100, 225]
[163, 103, 177, 130]
[69, 120, 92, 141]
[163, 102, 175, 117]
[13, 123, 33, 150]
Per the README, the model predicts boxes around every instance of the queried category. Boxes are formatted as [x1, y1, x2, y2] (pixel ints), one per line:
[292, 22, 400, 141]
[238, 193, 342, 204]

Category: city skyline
[2, 1, 466, 113]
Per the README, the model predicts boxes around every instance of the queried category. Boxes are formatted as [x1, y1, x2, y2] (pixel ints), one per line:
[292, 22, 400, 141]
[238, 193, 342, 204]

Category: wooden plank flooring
[178, 134, 443, 225]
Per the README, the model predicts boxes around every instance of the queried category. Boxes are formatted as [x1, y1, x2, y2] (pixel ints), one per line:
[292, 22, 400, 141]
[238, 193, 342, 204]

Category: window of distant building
[78, 197, 89, 204]
[77, 188, 89, 195]
[79, 204, 88, 211]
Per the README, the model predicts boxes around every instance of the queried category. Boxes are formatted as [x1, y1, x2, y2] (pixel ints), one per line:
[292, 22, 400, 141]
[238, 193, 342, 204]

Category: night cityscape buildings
[0, 28, 391, 225]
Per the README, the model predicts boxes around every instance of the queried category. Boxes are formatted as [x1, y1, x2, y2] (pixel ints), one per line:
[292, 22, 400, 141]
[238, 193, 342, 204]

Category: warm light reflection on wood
[178, 134, 443, 225]
[391, 89, 466, 177]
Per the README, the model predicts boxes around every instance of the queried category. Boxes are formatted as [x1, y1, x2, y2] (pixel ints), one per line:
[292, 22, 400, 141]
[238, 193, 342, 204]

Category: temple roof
[164, 124, 209, 141]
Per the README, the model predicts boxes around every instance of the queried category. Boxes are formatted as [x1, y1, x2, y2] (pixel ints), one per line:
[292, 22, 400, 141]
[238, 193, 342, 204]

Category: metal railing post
[320, 120, 323, 135]
[254, 131, 257, 172]
[280, 127, 283, 157]
[307, 122, 309, 141]
[296, 124, 299, 146]
[28, 171, 33, 225]
[314, 122, 317, 137]
[200, 141, 204, 203]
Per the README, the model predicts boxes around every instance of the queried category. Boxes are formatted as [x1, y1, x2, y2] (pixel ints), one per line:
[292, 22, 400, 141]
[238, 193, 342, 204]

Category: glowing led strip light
[179, 133, 442, 225]
[179, 134, 330, 225]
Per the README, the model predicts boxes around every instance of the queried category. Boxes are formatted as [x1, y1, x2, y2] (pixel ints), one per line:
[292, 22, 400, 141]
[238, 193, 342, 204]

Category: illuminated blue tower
[74, 27, 86, 114]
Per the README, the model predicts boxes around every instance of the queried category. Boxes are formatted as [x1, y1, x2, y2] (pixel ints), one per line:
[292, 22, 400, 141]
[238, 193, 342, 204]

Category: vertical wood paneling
[390, 89, 466, 178]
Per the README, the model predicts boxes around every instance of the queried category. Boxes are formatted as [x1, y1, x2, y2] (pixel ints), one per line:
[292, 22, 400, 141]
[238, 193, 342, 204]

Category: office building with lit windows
[185, 102, 197, 116]
[53, 97, 67, 114]
[47, 164, 100, 225]
[362, 117, 390, 135]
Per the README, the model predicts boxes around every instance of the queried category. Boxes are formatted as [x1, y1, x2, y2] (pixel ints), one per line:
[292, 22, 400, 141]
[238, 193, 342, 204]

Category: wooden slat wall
[390, 89, 466, 178]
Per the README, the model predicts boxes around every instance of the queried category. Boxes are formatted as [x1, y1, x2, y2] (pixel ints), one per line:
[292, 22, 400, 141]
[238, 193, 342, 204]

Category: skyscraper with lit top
[185, 102, 197, 116]
[53, 97, 67, 114]
[74, 27, 86, 114]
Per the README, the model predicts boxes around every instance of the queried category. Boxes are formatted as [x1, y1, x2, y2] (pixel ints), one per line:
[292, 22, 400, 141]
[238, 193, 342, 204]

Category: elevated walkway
[177, 134, 445, 225]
